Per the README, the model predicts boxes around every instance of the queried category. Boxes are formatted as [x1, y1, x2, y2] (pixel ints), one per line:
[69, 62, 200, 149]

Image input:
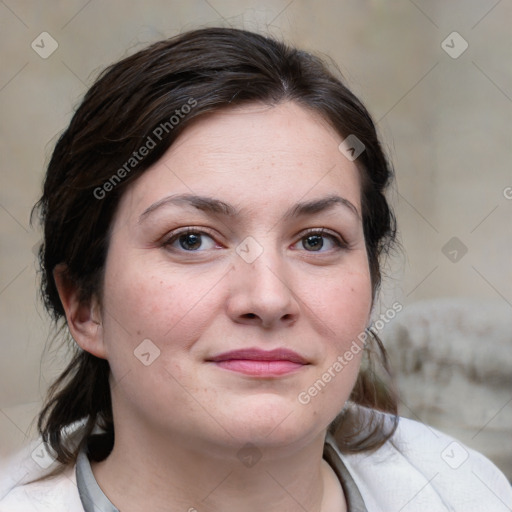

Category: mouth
[207, 348, 310, 377]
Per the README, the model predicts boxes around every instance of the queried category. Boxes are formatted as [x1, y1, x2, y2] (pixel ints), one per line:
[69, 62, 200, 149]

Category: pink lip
[208, 348, 309, 377]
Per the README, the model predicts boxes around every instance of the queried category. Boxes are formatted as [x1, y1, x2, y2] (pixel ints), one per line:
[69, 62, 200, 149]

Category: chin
[217, 395, 332, 449]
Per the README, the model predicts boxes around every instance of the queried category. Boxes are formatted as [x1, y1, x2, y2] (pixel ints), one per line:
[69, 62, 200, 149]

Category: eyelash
[162, 226, 348, 255]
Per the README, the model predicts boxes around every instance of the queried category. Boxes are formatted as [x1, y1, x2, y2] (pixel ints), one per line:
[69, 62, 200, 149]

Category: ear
[53, 264, 107, 359]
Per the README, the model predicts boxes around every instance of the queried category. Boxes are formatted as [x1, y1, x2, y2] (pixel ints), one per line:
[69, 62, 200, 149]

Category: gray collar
[76, 437, 367, 512]
[324, 432, 368, 512]
[76, 449, 119, 512]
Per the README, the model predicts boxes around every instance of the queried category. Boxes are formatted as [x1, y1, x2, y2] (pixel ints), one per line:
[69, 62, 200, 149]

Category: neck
[91, 428, 345, 512]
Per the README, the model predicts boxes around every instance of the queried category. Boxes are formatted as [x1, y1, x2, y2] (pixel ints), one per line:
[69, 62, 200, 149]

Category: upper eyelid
[163, 226, 219, 242]
[300, 227, 348, 244]
[164, 226, 343, 238]
[301, 227, 338, 237]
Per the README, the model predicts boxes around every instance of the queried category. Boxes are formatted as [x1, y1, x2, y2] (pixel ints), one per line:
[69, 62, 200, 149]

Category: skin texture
[55, 101, 373, 512]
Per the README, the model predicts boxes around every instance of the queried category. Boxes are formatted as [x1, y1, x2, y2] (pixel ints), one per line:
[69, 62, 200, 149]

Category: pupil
[304, 235, 323, 251]
[180, 233, 201, 250]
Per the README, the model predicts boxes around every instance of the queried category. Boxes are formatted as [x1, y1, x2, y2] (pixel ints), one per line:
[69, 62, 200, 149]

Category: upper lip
[208, 348, 308, 364]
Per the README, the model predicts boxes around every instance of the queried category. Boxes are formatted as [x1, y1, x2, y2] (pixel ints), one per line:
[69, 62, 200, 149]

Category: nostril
[243, 313, 257, 319]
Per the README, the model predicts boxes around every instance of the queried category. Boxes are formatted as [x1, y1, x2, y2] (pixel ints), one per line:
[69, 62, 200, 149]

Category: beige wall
[1, 0, 511, 461]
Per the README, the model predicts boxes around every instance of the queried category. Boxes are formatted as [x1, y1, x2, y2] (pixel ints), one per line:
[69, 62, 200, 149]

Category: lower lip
[212, 360, 306, 376]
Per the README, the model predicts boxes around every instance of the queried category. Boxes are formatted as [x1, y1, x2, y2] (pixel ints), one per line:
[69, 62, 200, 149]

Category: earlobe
[53, 264, 107, 359]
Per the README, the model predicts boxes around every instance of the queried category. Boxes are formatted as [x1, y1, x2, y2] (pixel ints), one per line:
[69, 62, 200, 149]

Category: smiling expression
[95, 101, 372, 454]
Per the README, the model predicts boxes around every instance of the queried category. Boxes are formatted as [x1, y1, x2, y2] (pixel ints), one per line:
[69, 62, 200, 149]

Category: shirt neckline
[76, 449, 119, 512]
[323, 432, 368, 512]
[76, 435, 367, 512]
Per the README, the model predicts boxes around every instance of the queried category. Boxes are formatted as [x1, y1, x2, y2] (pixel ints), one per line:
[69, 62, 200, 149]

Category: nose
[225, 252, 300, 329]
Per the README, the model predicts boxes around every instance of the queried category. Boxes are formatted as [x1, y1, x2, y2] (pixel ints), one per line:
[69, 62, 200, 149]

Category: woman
[1, 27, 510, 512]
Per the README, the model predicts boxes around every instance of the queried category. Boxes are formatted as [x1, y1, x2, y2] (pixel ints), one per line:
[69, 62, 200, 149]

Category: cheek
[297, 270, 371, 420]
[100, 261, 224, 364]
[309, 268, 372, 346]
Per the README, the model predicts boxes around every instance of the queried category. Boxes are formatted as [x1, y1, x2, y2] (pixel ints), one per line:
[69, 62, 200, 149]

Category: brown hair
[33, 27, 398, 470]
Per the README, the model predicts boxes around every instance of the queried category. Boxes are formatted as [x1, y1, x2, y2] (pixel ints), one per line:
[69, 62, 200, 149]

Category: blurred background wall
[1, 0, 511, 477]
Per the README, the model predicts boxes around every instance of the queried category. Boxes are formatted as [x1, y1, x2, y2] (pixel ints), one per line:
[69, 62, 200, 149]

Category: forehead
[117, 101, 362, 219]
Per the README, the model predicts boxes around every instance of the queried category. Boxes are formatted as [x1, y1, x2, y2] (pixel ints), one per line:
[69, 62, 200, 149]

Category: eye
[292, 229, 345, 252]
[163, 229, 219, 252]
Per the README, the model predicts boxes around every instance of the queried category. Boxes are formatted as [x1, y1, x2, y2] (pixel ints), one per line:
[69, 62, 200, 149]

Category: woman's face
[98, 101, 372, 456]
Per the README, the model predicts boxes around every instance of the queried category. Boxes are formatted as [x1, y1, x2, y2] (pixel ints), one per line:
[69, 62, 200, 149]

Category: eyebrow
[139, 194, 238, 222]
[286, 194, 360, 220]
[138, 193, 360, 223]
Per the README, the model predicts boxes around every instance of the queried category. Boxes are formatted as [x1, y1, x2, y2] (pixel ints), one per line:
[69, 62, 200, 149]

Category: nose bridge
[250, 256, 288, 296]
[227, 236, 299, 326]
[241, 241, 291, 299]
